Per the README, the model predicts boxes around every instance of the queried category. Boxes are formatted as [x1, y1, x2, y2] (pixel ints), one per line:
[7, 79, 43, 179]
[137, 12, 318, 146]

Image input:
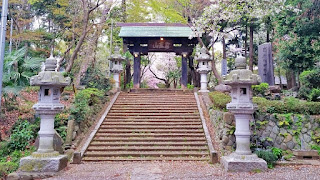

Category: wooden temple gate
[118, 23, 198, 88]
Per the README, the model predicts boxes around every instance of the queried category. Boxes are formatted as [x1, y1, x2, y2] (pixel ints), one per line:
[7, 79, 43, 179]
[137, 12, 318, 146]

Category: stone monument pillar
[133, 52, 141, 88]
[19, 55, 71, 173]
[181, 52, 188, 89]
[220, 54, 267, 172]
[109, 47, 125, 90]
[196, 47, 211, 92]
[258, 42, 275, 85]
[221, 58, 228, 76]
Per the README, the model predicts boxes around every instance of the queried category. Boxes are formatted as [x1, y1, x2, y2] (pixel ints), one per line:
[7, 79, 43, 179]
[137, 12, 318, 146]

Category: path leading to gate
[49, 161, 320, 180]
[82, 89, 210, 161]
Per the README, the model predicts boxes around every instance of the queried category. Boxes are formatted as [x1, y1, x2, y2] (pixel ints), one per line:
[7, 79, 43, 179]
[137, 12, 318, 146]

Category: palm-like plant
[1, 47, 45, 109]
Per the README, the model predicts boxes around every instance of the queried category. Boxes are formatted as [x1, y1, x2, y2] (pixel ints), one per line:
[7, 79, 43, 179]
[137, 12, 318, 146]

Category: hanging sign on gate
[148, 40, 174, 52]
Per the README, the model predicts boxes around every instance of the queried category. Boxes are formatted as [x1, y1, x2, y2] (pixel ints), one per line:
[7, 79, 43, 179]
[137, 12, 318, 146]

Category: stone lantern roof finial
[196, 47, 211, 61]
[235, 53, 246, 70]
[45, 51, 57, 71]
[110, 46, 125, 61]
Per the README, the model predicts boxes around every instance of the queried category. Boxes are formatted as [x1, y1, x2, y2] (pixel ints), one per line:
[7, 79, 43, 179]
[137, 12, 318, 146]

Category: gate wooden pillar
[133, 52, 141, 88]
[181, 52, 188, 89]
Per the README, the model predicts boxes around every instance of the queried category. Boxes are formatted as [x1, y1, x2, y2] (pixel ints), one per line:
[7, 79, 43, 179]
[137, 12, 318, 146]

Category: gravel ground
[48, 161, 320, 180]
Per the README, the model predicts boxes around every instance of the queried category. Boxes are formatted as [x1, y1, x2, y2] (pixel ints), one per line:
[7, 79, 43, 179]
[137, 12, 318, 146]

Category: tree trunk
[222, 37, 226, 59]
[249, 25, 254, 71]
[245, 24, 248, 57]
[286, 70, 296, 89]
[278, 68, 282, 88]
[125, 59, 131, 89]
[190, 57, 199, 87]
[122, 0, 126, 22]
[211, 44, 222, 84]
[74, 4, 111, 86]
[65, 11, 89, 73]
[65, 0, 108, 73]
[266, 17, 271, 42]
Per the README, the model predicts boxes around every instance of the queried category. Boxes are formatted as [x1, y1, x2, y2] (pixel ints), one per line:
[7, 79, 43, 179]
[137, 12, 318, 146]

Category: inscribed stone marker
[258, 43, 275, 85]
[221, 59, 228, 76]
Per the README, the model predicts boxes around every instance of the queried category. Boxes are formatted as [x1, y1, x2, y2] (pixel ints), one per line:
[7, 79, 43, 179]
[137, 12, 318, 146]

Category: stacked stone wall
[209, 109, 320, 152]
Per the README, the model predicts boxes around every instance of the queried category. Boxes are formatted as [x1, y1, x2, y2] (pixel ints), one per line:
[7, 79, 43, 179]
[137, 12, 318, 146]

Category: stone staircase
[82, 90, 210, 161]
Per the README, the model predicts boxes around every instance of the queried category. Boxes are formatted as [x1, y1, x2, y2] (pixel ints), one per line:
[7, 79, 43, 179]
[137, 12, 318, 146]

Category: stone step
[82, 156, 209, 161]
[101, 122, 202, 126]
[93, 137, 206, 142]
[106, 113, 199, 117]
[95, 133, 205, 137]
[83, 90, 211, 162]
[111, 107, 198, 111]
[115, 100, 196, 103]
[114, 103, 197, 106]
[117, 97, 195, 100]
[105, 119, 201, 122]
[87, 146, 208, 151]
[109, 110, 198, 113]
[117, 96, 194, 99]
[106, 117, 200, 120]
[84, 151, 208, 157]
[99, 125, 203, 129]
[97, 129, 204, 133]
[120, 93, 193, 95]
[89, 141, 207, 146]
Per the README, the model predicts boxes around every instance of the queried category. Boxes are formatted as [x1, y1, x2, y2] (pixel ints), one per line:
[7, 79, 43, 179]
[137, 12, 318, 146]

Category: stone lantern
[109, 46, 125, 90]
[220, 54, 267, 172]
[196, 47, 211, 92]
[19, 55, 71, 173]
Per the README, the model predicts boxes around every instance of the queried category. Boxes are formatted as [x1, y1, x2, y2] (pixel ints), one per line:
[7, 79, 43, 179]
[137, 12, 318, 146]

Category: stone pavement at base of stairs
[47, 161, 320, 180]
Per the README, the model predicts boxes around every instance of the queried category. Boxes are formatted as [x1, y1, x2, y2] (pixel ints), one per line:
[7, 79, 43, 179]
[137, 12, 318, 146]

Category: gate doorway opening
[118, 23, 197, 89]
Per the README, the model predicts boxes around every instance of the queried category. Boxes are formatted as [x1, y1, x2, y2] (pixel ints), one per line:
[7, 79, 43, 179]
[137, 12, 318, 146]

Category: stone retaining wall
[208, 109, 320, 152]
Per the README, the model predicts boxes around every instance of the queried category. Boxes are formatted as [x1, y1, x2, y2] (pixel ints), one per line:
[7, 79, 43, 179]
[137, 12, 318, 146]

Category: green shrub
[308, 88, 320, 102]
[0, 162, 19, 177]
[311, 144, 320, 155]
[0, 141, 9, 157]
[271, 147, 283, 159]
[187, 84, 194, 90]
[80, 67, 111, 93]
[299, 68, 320, 99]
[255, 150, 278, 168]
[0, 119, 38, 179]
[252, 83, 269, 96]
[54, 113, 69, 141]
[208, 91, 231, 110]
[70, 88, 104, 123]
[8, 120, 39, 151]
[252, 97, 320, 115]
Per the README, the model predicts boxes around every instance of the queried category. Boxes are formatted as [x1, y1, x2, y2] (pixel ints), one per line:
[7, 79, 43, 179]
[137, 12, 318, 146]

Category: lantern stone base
[221, 153, 267, 172]
[19, 154, 68, 172]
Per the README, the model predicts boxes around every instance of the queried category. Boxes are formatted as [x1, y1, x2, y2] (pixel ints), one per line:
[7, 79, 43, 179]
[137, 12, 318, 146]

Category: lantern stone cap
[30, 71, 71, 86]
[223, 54, 261, 85]
[109, 46, 125, 62]
[45, 54, 57, 71]
[30, 55, 71, 87]
[196, 47, 211, 62]
[234, 54, 246, 69]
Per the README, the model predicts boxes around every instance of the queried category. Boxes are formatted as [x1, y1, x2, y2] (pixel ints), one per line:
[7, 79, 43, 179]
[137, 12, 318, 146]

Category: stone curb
[194, 92, 218, 163]
[79, 91, 121, 157]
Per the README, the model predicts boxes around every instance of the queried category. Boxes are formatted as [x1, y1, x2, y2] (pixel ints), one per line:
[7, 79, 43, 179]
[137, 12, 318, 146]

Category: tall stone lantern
[109, 47, 125, 90]
[196, 47, 211, 92]
[220, 54, 267, 172]
[19, 55, 70, 173]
